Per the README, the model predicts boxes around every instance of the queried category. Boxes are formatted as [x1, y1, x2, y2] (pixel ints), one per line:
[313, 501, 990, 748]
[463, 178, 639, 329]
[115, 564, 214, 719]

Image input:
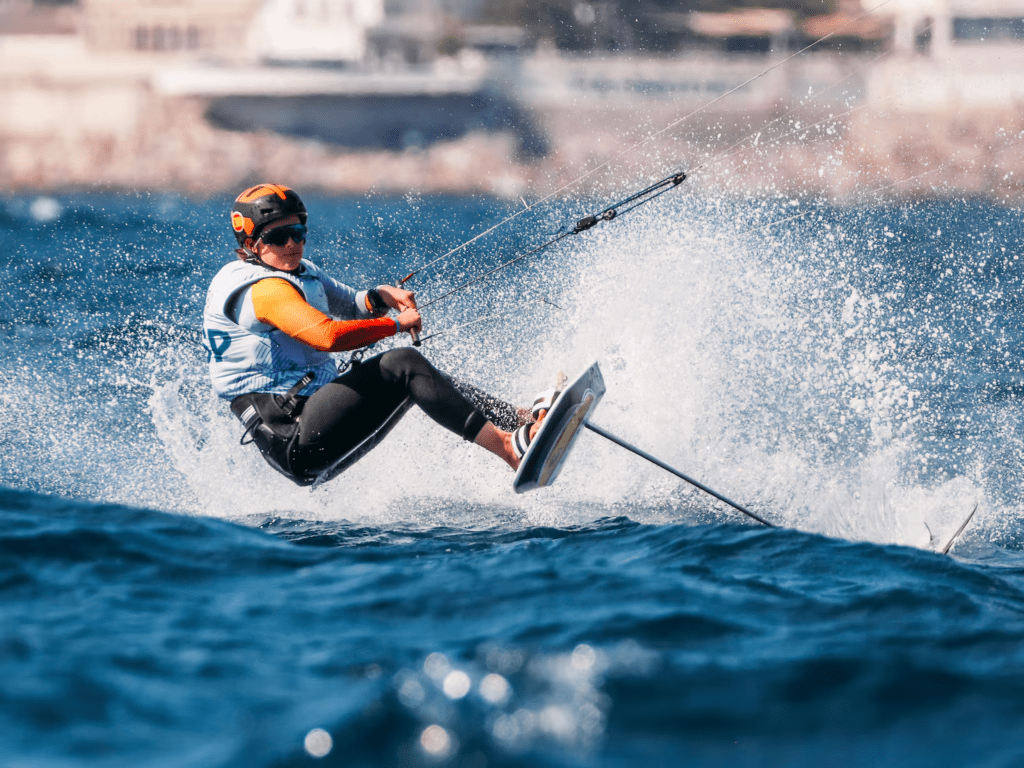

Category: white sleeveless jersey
[202, 258, 373, 400]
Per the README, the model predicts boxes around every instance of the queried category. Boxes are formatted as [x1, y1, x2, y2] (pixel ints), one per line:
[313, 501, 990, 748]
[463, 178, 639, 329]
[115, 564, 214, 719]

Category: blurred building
[7, 0, 387, 66]
[362, 0, 524, 67]
[686, 9, 795, 55]
[4, 0, 1024, 193]
[867, 0, 1024, 111]
[365, 0, 443, 67]
[801, 0, 891, 52]
[875, 0, 1024, 56]
[0, 0, 78, 34]
[81, 0, 258, 60]
[248, 0, 384, 65]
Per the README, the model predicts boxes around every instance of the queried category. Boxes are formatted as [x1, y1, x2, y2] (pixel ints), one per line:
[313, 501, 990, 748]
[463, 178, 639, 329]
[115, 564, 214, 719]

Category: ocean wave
[3, 486, 1024, 766]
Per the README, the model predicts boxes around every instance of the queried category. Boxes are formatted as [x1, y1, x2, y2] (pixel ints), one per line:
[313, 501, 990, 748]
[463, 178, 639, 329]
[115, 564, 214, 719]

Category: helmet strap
[242, 240, 268, 268]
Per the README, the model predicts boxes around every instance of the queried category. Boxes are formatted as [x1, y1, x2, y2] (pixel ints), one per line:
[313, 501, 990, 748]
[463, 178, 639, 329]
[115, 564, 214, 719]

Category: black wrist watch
[366, 288, 388, 312]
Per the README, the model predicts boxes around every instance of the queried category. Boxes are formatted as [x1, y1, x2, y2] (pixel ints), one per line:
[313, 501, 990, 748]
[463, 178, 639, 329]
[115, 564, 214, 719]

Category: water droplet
[443, 669, 471, 699]
[479, 673, 511, 704]
[421, 724, 453, 756]
[571, 644, 596, 671]
[424, 652, 450, 681]
[304, 728, 333, 758]
[29, 197, 62, 223]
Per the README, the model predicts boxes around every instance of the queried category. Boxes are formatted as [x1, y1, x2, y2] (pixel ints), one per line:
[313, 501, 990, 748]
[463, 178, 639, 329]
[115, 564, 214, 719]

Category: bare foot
[498, 429, 518, 470]
[476, 402, 551, 472]
[489, 410, 547, 471]
[477, 422, 524, 470]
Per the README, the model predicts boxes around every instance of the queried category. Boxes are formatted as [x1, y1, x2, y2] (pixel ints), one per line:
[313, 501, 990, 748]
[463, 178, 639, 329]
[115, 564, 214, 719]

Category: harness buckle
[238, 404, 261, 445]
[279, 371, 315, 416]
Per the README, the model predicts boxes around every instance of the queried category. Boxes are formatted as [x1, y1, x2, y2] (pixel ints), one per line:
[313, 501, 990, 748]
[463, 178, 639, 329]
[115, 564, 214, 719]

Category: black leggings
[290, 348, 518, 476]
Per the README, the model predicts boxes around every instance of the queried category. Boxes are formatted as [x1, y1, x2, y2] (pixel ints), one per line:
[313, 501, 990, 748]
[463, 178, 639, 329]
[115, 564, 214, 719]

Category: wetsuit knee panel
[379, 346, 428, 379]
[367, 348, 493, 444]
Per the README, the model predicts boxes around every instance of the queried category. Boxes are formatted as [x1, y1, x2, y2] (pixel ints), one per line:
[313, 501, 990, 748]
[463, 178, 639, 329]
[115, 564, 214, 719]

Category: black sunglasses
[259, 223, 307, 247]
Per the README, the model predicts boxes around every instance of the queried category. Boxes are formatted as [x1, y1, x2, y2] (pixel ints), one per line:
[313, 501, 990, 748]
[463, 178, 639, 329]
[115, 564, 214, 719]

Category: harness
[232, 360, 411, 487]
[232, 371, 315, 482]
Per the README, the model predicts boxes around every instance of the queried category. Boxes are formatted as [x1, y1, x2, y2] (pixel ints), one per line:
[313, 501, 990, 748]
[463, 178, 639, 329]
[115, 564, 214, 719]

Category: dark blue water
[3, 191, 1024, 766]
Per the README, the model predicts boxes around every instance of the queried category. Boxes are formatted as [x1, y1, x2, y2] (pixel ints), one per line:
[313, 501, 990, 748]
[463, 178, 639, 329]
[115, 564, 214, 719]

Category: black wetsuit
[231, 347, 519, 484]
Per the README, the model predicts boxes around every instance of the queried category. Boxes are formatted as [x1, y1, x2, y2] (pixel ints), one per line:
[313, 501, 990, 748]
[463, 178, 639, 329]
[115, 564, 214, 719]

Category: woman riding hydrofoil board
[202, 184, 549, 486]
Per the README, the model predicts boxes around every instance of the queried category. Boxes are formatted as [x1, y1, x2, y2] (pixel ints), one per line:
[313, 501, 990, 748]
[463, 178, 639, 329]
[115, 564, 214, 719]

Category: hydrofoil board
[513, 362, 605, 493]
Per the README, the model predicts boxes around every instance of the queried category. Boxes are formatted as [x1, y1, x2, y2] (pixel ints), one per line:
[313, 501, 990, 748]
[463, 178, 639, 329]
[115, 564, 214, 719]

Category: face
[250, 214, 305, 271]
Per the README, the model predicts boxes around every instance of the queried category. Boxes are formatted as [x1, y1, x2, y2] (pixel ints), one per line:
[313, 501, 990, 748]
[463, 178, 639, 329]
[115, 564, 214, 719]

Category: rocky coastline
[4, 46, 1024, 203]
[4, 93, 1022, 203]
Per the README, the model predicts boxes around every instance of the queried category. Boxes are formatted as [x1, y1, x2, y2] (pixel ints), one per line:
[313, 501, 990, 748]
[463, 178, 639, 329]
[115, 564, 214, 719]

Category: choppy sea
[3, 188, 1024, 767]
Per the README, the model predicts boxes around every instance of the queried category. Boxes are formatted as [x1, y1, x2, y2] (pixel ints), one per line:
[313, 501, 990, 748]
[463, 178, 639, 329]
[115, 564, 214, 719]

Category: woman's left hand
[376, 284, 417, 312]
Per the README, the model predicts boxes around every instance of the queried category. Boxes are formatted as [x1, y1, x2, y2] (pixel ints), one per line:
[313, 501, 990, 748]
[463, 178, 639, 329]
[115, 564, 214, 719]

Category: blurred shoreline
[4, 41, 1024, 203]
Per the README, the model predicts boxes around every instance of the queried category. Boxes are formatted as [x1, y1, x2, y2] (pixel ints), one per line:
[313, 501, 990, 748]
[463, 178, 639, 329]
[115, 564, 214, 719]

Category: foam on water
[141, 196, 1020, 551]
[3, 192, 1021, 552]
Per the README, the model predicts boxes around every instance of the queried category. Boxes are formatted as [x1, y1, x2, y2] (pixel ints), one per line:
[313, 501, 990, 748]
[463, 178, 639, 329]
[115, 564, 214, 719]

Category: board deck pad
[513, 362, 605, 493]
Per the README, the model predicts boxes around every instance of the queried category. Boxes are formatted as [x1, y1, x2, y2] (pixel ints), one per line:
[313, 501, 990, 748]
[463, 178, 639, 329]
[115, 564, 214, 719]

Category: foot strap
[516, 384, 562, 460]
[531, 388, 561, 420]
[512, 423, 533, 461]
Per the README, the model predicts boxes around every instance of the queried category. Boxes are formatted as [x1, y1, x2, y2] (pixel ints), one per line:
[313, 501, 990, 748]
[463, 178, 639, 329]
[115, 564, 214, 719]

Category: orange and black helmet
[230, 184, 307, 247]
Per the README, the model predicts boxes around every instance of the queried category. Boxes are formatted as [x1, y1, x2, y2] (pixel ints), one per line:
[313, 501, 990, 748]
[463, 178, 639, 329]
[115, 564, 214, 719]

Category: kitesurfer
[203, 183, 547, 486]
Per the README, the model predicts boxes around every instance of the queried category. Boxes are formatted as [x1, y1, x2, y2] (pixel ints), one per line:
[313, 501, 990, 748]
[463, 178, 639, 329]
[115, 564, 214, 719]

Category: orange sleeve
[250, 278, 398, 352]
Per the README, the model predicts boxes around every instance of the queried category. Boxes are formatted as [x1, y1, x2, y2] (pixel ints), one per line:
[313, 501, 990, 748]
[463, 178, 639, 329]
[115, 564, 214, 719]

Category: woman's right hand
[396, 307, 422, 335]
